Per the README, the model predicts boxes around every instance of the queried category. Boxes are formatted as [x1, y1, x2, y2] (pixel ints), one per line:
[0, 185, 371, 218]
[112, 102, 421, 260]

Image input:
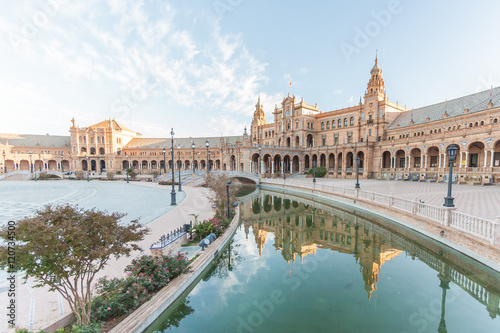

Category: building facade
[1, 58, 500, 184]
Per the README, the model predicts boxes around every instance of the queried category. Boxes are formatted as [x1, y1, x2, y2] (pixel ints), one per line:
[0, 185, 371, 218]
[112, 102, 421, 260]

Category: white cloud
[333, 89, 343, 95]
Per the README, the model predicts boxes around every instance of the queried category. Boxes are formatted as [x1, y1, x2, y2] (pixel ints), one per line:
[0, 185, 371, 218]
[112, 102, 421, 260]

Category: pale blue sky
[1, 0, 500, 138]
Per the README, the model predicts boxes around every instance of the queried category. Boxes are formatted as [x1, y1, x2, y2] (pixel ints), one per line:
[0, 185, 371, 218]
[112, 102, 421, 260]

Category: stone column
[424, 154, 428, 169]
[491, 216, 500, 245]
[380, 157, 383, 169]
[490, 150, 495, 168]
[281, 161, 284, 174]
[483, 150, 488, 168]
[438, 154, 442, 169]
[289, 162, 292, 174]
[271, 161, 274, 174]
[465, 151, 469, 167]
[459, 152, 463, 168]
[408, 156, 412, 169]
[299, 161, 302, 173]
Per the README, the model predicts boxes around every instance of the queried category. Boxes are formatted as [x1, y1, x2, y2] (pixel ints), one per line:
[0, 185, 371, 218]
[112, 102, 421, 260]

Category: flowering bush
[192, 209, 234, 241]
[91, 253, 190, 322]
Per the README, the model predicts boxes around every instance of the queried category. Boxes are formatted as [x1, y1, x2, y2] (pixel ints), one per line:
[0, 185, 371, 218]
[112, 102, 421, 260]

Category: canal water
[146, 187, 500, 333]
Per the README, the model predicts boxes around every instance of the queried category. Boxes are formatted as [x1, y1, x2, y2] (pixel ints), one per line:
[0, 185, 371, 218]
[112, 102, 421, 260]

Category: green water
[146, 188, 500, 333]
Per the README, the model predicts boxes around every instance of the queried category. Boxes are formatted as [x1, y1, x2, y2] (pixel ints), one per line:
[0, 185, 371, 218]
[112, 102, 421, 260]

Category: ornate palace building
[1, 57, 500, 184]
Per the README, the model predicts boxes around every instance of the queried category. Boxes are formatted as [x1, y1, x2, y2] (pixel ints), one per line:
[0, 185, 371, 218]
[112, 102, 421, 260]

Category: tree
[205, 173, 240, 215]
[0, 205, 150, 326]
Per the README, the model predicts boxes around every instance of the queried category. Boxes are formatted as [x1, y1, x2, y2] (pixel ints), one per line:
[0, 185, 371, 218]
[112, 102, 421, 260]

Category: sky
[1, 0, 500, 138]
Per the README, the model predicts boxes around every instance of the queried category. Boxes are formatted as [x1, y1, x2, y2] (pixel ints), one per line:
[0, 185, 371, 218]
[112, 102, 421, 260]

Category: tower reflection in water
[241, 190, 500, 325]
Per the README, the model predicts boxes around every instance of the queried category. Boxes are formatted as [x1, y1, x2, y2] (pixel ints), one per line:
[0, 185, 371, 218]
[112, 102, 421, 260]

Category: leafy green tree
[0, 205, 150, 326]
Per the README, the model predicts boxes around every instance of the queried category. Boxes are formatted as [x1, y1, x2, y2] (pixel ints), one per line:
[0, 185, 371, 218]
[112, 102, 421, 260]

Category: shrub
[37, 172, 60, 180]
[91, 253, 190, 322]
[106, 171, 115, 180]
[151, 171, 159, 179]
[129, 170, 138, 180]
[116, 170, 122, 175]
[75, 171, 84, 180]
[307, 166, 327, 177]
[192, 210, 234, 241]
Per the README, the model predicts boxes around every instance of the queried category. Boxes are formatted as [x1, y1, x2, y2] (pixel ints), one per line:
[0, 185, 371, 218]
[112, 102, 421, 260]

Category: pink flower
[167, 279, 170, 282]
[107, 307, 111, 310]
[126, 290, 130, 293]
[133, 283, 137, 286]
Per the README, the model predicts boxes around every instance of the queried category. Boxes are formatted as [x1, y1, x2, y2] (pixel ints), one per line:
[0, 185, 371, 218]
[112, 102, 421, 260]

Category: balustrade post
[388, 192, 394, 207]
[443, 207, 456, 226]
[370, 191, 375, 202]
[412, 197, 418, 215]
[355, 188, 359, 199]
[492, 216, 500, 245]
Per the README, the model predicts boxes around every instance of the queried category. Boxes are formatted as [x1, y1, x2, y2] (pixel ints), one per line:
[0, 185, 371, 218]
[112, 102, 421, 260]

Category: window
[369, 129, 372, 136]
[347, 131, 353, 143]
[430, 156, 438, 167]
[350, 117, 354, 126]
[338, 119, 342, 128]
[332, 120, 336, 128]
[334, 133, 339, 145]
[469, 154, 478, 167]
[326, 121, 330, 129]
[321, 135, 326, 146]
[368, 114, 373, 123]
[344, 118, 348, 127]
[399, 158, 405, 168]
[90, 137, 94, 144]
[321, 122, 325, 130]
[414, 157, 421, 168]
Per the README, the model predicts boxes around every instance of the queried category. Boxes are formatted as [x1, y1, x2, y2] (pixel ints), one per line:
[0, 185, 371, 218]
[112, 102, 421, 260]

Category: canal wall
[109, 208, 241, 333]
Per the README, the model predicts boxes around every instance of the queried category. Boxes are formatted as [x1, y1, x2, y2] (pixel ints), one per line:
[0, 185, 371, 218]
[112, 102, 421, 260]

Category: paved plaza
[286, 177, 500, 221]
[0, 180, 213, 332]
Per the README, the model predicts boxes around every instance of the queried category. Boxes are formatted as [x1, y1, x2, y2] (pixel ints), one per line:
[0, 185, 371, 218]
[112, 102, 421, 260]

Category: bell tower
[365, 53, 385, 100]
[250, 95, 266, 144]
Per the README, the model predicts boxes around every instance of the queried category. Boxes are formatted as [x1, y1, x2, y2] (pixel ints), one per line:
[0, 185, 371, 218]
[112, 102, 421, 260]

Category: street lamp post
[443, 144, 458, 207]
[192, 142, 196, 174]
[170, 128, 177, 206]
[177, 145, 182, 191]
[125, 154, 129, 183]
[60, 153, 64, 178]
[312, 160, 316, 183]
[226, 180, 231, 218]
[29, 152, 33, 173]
[38, 154, 42, 172]
[162, 148, 166, 175]
[2, 151, 6, 174]
[355, 156, 360, 189]
[283, 162, 286, 180]
[205, 140, 210, 172]
[86, 156, 89, 182]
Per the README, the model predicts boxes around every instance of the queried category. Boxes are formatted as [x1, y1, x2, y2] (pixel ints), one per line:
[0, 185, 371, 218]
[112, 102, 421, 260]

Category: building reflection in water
[240, 190, 500, 321]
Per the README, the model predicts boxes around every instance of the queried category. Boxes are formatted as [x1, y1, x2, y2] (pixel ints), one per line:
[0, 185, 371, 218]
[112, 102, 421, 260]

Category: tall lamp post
[192, 142, 196, 174]
[38, 154, 42, 172]
[170, 128, 177, 206]
[283, 162, 286, 180]
[2, 151, 6, 174]
[312, 160, 316, 183]
[226, 180, 231, 218]
[205, 139, 210, 172]
[60, 153, 64, 178]
[355, 156, 360, 189]
[29, 152, 33, 173]
[177, 144, 182, 192]
[443, 144, 458, 207]
[86, 156, 89, 182]
[125, 154, 129, 183]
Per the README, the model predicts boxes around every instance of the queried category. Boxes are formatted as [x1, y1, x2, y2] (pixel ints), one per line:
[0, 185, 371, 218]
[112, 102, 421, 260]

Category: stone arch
[426, 146, 440, 168]
[82, 160, 88, 171]
[90, 160, 97, 172]
[48, 160, 57, 170]
[304, 154, 310, 169]
[274, 154, 282, 173]
[320, 153, 326, 167]
[122, 160, 130, 169]
[251, 153, 259, 173]
[328, 153, 335, 170]
[466, 141, 485, 168]
[286, 137, 291, 147]
[295, 136, 300, 147]
[292, 155, 300, 173]
[356, 151, 365, 169]
[283, 155, 291, 174]
[382, 151, 391, 168]
[337, 152, 343, 171]
[100, 160, 106, 172]
[410, 148, 421, 168]
[151, 160, 158, 169]
[141, 160, 148, 169]
[19, 160, 29, 171]
[306, 134, 313, 147]
[132, 160, 139, 168]
[263, 154, 272, 173]
[346, 151, 354, 170]
[395, 149, 406, 168]
[99, 147, 105, 155]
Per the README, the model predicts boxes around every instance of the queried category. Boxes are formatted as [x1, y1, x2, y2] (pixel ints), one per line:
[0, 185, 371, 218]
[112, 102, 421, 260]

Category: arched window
[321, 122, 325, 130]
[350, 117, 354, 126]
[344, 118, 348, 127]
[81, 147, 87, 153]
[326, 121, 330, 129]
[90, 147, 96, 155]
[480, 120, 484, 126]
[99, 147, 105, 155]
[494, 118, 498, 123]
[332, 120, 336, 128]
